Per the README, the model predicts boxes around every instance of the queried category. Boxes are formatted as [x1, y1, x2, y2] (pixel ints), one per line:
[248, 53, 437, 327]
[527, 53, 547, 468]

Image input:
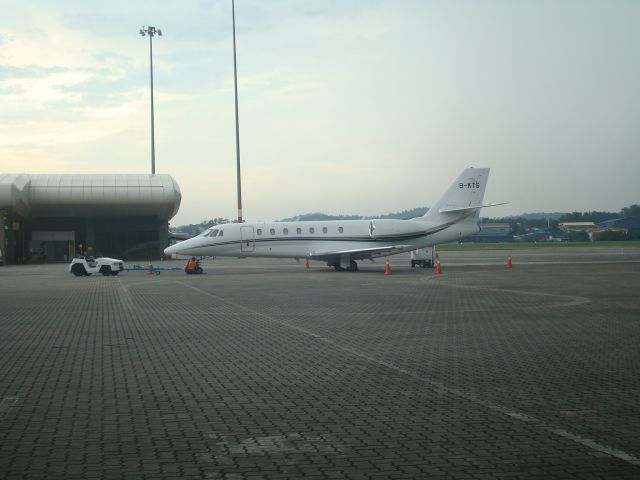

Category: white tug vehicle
[69, 256, 124, 277]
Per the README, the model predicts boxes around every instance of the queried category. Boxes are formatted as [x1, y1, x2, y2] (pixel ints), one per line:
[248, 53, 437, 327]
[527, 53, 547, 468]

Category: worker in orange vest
[186, 257, 198, 272]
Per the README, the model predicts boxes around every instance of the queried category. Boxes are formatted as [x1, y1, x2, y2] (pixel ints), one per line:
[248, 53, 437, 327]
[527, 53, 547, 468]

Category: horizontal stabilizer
[439, 202, 509, 214]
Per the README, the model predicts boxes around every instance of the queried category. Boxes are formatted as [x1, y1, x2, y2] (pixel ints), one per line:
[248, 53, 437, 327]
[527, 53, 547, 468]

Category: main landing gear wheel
[333, 261, 358, 272]
[411, 260, 432, 269]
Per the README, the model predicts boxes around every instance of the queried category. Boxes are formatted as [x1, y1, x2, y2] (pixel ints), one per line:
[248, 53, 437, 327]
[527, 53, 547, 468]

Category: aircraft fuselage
[165, 217, 478, 260]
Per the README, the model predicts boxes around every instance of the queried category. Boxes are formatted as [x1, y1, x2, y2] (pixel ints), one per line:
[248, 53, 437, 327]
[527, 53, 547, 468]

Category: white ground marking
[178, 281, 640, 467]
[420, 277, 591, 307]
[430, 260, 640, 266]
[116, 277, 139, 312]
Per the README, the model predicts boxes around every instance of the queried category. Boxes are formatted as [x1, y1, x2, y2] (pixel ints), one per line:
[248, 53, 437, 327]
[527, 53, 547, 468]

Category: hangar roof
[598, 217, 640, 229]
[0, 174, 181, 219]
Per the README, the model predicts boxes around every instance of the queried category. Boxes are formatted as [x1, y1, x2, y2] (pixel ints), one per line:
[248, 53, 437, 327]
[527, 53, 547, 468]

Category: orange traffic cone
[435, 259, 443, 274]
[384, 258, 392, 275]
[304, 258, 310, 269]
[506, 256, 513, 269]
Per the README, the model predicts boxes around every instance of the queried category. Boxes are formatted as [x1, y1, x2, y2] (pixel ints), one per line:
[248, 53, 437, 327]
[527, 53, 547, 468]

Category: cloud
[0, 85, 195, 148]
[1, 0, 639, 224]
[0, 121, 111, 147]
[0, 69, 94, 108]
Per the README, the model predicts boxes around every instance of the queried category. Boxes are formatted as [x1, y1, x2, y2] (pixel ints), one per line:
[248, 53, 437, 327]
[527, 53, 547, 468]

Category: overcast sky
[1, 0, 638, 225]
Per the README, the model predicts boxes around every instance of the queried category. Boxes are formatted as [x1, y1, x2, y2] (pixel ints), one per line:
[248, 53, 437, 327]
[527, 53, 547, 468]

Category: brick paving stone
[0, 253, 639, 479]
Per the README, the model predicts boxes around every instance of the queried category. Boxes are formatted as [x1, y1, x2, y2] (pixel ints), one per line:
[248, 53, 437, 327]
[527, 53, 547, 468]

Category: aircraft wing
[309, 244, 413, 262]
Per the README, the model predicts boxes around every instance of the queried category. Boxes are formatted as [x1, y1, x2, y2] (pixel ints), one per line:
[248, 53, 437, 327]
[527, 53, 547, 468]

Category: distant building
[463, 223, 513, 243]
[592, 217, 640, 241]
[597, 217, 640, 229]
[513, 229, 552, 242]
[0, 174, 181, 264]
[558, 222, 598, 232]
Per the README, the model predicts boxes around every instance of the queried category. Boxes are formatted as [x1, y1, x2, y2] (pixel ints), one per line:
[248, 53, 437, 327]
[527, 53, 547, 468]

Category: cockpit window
[204, 229, 219, 237]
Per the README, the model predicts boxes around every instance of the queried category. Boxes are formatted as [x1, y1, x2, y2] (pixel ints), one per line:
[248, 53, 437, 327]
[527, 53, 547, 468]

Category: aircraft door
[240, 226, 255, 252]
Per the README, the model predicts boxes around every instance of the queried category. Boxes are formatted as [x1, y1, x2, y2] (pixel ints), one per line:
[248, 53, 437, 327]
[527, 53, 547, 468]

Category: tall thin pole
[149, 33, 155, 175]
[232, 0, 243, 223]
[139, 26, 161, 174]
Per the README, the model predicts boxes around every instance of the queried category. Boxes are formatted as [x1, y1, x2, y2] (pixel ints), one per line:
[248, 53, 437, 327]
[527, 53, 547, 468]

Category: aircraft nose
[164, 244, 177, 255]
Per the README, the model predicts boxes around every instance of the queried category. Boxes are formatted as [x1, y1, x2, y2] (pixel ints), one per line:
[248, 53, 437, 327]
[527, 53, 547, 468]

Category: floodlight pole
[232, 0, 243, 223]
[140, 26, 162, 175]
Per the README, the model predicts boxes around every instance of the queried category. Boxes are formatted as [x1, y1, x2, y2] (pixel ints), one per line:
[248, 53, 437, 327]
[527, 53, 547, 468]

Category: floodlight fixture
[140, 26, 161, 37]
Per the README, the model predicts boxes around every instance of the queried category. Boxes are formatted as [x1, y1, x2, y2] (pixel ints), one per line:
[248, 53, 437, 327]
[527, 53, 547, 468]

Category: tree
[171, 218, 230, 236]
[621, 204, 640, 217]
[567, 230, 590, 242]
[558, 211, 618, 223]
[594, 230, 627, 241]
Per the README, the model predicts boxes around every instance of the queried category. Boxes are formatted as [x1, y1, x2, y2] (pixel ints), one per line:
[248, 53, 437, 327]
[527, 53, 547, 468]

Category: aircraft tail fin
[422, 168, 491, 223]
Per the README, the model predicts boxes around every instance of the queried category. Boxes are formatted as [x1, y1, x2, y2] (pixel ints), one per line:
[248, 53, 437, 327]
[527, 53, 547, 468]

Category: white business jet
[165, 167, 502, 271]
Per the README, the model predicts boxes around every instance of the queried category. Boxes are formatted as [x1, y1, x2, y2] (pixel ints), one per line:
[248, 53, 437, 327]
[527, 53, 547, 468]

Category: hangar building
[0, 174, 181, 264]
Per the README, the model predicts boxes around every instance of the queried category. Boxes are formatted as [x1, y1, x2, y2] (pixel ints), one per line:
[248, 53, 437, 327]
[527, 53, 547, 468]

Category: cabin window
[296, 228, 302, 235]
[322, 227, 328, 234]
[257, 229, 262, 235]
[270, 228, 276, 235]
[309, 227, 315, 234]
[283, 228, 289, 235]
[338, 226, 344, 233]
